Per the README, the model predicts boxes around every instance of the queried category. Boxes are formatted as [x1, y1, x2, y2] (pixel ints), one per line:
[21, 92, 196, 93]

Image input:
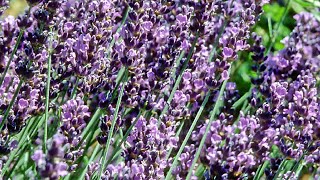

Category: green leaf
[253, 161, 269, 180]
[195, 164, 206, 177]
[263, 4, 285, 22]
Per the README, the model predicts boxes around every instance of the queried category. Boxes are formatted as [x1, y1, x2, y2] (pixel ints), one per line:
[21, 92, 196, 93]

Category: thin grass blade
[253, 161, 269, 180]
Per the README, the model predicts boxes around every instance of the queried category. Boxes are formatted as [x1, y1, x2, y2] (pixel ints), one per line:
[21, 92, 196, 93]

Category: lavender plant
[0, 0, 319, 179]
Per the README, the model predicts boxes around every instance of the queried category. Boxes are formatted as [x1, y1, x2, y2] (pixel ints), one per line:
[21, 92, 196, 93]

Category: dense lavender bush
[0, 0, 319, 179]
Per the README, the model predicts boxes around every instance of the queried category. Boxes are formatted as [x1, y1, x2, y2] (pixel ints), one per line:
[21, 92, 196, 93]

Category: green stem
[293, 163, 304, 179]
[98, 71, 127, 180]
[165, 120, 185, 160]
[4, 77, 14, 93]
[268, 16, 273, 38]
[7, 145, 28, 177]
[232, 99, 249, 129]
[111, 66, 127, 100]
[159, 33, 199, 122]
[98, 148, 107, 179]
[208, 19, 228, 63]
[83, 128, 98, 155]
[265, 0, 292, 55]
[106, 109, 144, 165]
[78, 108, 103, 149]
[2, 115, 44, 177]
[165, 91, 211, 180]
[286, 146, 310, 180]
[1, 116, 37, 176]
[0, 29, 24, 86]
[165, 20, 233, 177]
[70, 77, 79, 99]
[185, 76, 229, 179]
[106, 6, 130, 58]
[273, 159, 288, 180]
[44, 28, 54, 153]
[233, 0, 291, 115]
[231, 87, 252, 109]
[170, 51, 186, 81]
[253, 161, 269, 180]
[0, 79, 23, 130]
[79, 145, 101, 179]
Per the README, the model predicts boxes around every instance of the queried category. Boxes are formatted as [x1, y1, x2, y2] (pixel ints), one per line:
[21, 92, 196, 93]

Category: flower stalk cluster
[0, 0, 319, 179]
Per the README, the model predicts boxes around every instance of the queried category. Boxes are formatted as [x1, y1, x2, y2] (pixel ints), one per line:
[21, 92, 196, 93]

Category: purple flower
[115, 116, 177, 179]
[210, 134, 222, 144]
[4, 0, 320, 179]
[176, 14, 188, 24]
[32, 134, 68, 179]
[194, 79, 204, 90]
[221, 70, 229, 81]
[142, 21, 153, 32]
[222, 47, 233, 58]
[18, 98, 29, 110]
[237, 152, 247, 163]
[32, 149, 45, 166]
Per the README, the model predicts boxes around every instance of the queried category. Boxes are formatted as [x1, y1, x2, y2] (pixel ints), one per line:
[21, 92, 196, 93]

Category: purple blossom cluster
[0, 0, 9, 17]
[171, 11, 320, 180]
[251, 12, 320, 178]
[32, 134, 68, 179]
[0, 0, 319, 179]
[103, 117, 177, 179]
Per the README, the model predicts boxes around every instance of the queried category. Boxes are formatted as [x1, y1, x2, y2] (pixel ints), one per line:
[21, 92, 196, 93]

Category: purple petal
[194, 79, 204, 89]
[147, 71, 155, 80]
[278, 57, 289, 68]
[237, 152, 247, 162]
[83, 33, 91, 42]
[176, 14, 188, 24]
[18, 98, 29, 109]
[211, 134, 222, 143]
[223, 47, 233, 58]
[32, 150, 44, 165]
[56, 162, 68, 176]
[276, 86, 287, 96]
[221, 70, 229, 81]
[183, 71, 192, 81]
[181, 39, 190, 51]
[142, 21, 153, 31]
[64, 22, 74, 31]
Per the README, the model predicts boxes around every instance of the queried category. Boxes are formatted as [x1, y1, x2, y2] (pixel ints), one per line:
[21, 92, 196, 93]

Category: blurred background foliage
[231, 0, 320, 95]
[3, 0, 320, 96]
[4, 0, 27, 17]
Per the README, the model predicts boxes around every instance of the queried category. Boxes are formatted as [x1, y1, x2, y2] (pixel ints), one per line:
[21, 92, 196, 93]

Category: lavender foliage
[0, 0, 319, 179]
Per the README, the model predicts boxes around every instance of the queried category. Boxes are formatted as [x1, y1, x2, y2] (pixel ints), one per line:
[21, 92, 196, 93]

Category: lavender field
[0, 0, 319, 179]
